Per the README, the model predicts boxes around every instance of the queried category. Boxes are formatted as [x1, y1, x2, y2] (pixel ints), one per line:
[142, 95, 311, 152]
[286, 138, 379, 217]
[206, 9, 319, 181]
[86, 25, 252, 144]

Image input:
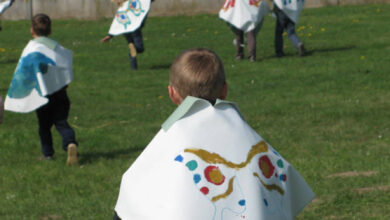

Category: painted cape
[5, 38, 73, 113]
[0, 0, 13, 14]
[274, 0, 305, 23]
[115, 97, 314, 220]
[219, 0, 271, 33]
[108, 0, 151, 36]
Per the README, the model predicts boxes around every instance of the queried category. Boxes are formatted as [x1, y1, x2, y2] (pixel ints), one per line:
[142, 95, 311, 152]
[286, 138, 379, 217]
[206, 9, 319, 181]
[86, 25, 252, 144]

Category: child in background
[101, 0, 154, 70]
[112, 48, 314, 220]
[5, 14, 78, 165]
[273, 0, 306, 57]
[219, 0, 270, 62]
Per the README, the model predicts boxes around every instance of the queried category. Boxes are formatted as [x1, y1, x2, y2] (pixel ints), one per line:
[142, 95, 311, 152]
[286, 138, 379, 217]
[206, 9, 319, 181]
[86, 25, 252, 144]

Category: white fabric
[274, 0, 305, 23]
[0, 0, 12, 14]
[115, 100, 314, 220]
[219, 0, 271, 33]
[108, 0, 151, 36]
[5, 40, 73, 113]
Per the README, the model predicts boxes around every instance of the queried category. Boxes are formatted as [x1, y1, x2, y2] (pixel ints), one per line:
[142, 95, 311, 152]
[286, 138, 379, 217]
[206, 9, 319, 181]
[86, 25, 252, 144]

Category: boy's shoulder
[162, 96, 243, 131]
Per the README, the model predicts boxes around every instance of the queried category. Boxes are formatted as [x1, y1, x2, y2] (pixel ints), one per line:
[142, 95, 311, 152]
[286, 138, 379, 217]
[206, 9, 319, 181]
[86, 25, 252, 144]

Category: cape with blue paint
[0, 0, 14, 14]
[108, 0, 151, 36]
[5, 39, 73, 113]
[219, 0, 271, 33]
[274, 0, 305, 23]
[115, 97, 314, 220]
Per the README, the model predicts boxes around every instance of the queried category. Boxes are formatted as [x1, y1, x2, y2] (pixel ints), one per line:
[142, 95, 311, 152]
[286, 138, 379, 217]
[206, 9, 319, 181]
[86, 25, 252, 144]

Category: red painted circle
[200, 187, 209, 195]
[204, 166, 225, 185]
[258, 155, 275, 179]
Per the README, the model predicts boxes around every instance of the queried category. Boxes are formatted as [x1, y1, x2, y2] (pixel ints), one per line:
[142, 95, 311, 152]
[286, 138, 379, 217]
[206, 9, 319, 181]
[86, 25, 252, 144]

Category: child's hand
[100, 36, 112, 43]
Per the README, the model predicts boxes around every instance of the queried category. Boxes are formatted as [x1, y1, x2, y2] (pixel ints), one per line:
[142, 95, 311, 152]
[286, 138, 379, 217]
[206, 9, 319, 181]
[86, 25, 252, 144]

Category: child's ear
[219, 83, 228, 100]
[168, 85, 183, 105]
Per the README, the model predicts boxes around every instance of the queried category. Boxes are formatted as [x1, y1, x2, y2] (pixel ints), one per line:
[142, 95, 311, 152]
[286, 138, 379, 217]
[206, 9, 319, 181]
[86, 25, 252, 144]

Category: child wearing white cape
[0, 0, 15, 31]
[113, 48, 314, 220]
[101, 0, 154, 70]
[5, 14, 78, 165]
[219, 0, 271, 62]
[273, 0, 306, 57]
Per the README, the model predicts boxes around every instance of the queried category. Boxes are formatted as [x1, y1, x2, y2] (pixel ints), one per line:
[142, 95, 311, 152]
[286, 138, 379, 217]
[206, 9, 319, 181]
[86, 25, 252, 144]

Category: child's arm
[101, 35, 113, 43]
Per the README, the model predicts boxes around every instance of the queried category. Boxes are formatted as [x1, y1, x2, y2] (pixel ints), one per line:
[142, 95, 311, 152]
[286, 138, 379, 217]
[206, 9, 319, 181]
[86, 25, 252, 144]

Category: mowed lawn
[0, 3, 389, 219]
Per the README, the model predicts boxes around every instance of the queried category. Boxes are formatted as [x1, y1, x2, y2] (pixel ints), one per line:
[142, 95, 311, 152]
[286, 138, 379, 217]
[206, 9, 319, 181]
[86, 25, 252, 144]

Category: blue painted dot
[238, 200, 246, 206]
[263, 199, 268, 206]
[131, 1, 137, 8]
[272, 150, 280, 156]
[193, 174, 201, 184]
[174, 155, 183, 162]
[279, 174, 287, 182]
[277, 159, 284, 168]
[121, 14, 125, 19]
[186, 160, 198, 171]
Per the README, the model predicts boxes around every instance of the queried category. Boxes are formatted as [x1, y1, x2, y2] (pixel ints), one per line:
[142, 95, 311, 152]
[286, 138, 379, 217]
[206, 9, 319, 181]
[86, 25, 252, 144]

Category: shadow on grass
[306, 45, 356, 55]
[149, 63, 171, 70]
[0, 58, 18, 64]
[79, 146, 144, 164]
[260, 45, 357, 60]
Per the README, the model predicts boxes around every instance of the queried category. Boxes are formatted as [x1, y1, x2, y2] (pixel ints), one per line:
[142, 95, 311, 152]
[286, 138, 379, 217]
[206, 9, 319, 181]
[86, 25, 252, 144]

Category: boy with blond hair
[113, 48, 314, 220]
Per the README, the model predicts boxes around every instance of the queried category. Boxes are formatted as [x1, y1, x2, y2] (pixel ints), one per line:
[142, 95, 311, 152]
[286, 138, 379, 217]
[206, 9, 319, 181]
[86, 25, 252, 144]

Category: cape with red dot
[114, 96, 314, 220]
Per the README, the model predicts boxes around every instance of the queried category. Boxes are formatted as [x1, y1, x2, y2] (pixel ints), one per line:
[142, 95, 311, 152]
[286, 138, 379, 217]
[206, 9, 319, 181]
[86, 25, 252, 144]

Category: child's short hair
[170, 48, 226, 101]
[31, 13, 51, 36]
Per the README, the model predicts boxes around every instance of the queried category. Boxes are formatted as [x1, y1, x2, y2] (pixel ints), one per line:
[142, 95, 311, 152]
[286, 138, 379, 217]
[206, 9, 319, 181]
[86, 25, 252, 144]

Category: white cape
[5, 40, 73, 113]
[0, 0, 13, 14]
[274, 0, 305, 23]
[108, 0, 151, 36]
[115, 97, 314, 220]
[219, 0, 271, 33]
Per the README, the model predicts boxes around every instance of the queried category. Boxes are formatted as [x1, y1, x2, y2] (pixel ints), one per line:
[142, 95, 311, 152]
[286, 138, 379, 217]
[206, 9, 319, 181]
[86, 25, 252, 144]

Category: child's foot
[249, 56, 256, 62]
[298, 43, 306, 57]
[66, 143, 78, 166]
[235, 55, 243, 60]
[39, 155, 54, 161]
[130, 57, 138, 70]
[276, 52, 285, 58]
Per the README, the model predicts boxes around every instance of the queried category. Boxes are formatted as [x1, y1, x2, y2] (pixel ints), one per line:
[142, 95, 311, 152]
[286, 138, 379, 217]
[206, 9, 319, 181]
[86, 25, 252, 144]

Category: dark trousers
[230, 26, 256, 58]
[36, 88, 77, 157]
[123, 28, 145, 54]
[274, 6, 301, 55]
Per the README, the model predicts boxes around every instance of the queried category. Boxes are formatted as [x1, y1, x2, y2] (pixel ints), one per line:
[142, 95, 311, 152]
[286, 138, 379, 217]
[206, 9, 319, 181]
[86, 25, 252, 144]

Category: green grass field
[1, 3, 389, 219]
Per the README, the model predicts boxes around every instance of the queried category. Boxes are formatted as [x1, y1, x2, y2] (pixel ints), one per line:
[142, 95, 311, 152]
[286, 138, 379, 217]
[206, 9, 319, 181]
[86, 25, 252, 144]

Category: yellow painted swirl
[253, 173, 284, 195]
[184, 141, 268, 170]
[211, 177, 235, 202]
